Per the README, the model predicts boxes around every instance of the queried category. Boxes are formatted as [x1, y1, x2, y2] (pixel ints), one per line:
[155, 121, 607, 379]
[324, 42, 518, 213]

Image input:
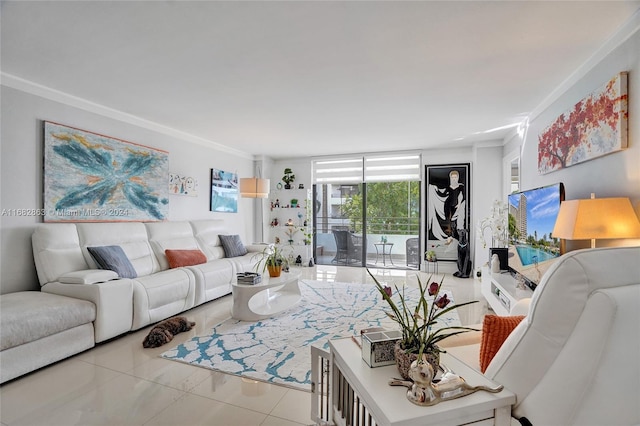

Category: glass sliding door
[365, 181, 421, 268]
[313, 183, 365, 266]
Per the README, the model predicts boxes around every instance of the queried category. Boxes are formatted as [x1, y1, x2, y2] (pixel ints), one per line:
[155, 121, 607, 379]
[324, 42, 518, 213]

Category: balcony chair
[444, 246, 640, 425]
[405, 237, 420, 268]
[332, 230, 363, 265]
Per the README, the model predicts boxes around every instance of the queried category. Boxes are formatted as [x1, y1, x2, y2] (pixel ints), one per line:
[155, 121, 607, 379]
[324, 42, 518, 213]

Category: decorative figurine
[298, 183, 304, 189]
[453, 229, 472, 278]
[389, 358, 503, 406]
[295, 255, 302, 265]
[274, 199, 280, 208]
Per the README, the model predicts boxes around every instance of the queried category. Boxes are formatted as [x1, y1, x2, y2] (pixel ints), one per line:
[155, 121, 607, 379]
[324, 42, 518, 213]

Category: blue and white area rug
[161, 280, 460, 391]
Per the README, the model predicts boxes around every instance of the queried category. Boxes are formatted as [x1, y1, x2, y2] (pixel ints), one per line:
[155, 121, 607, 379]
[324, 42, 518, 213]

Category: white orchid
[477, 200, 509, 248]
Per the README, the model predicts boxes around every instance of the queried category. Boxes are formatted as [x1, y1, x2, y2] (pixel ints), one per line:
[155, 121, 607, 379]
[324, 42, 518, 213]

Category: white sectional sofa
[32, 220, 263, 343]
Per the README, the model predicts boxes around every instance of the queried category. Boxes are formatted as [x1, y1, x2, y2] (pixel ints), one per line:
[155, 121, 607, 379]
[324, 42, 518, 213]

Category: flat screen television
[507, 182, 565, 290]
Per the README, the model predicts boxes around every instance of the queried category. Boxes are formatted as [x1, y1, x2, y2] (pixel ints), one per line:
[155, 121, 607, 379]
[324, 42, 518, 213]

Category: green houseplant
[253, 245, 290, 277]
[282, 168, 295, 189]
[368, 269, 478, 379]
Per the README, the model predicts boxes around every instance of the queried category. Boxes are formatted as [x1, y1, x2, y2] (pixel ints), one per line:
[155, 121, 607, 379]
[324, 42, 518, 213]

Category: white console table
[480, 268, 533, 316]
[325, 337, 515, 426]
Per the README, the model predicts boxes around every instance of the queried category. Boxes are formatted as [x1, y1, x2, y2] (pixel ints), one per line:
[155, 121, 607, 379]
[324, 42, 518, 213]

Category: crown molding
[529, 8, 640, 121]
[1, 72, 254, 160]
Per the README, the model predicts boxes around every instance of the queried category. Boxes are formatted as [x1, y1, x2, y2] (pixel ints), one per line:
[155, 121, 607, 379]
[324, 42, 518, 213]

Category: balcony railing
[316, 216, 420, 235]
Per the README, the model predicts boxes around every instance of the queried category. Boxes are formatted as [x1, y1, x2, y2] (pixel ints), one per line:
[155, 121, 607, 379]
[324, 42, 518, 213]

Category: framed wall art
[425, 163, 471, 261]
[210, 168, 238, 213]
[169, 173, 198, 197]
[538, 71, 628, 174]
[44, 121, 169, 222]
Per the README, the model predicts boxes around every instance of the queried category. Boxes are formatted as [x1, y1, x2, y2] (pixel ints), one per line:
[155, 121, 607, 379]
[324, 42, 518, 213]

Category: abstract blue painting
[44, 122, 169, 222]
[210, 168, 238, 213]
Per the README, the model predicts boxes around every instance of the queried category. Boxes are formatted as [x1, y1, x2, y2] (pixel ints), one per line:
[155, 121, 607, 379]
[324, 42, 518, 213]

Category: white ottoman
[0, 291, 96, 383]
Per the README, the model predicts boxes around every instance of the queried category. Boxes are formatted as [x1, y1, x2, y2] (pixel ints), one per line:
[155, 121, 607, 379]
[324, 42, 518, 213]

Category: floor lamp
[239, 177, 270, 243]
[552, 195, 640, 249]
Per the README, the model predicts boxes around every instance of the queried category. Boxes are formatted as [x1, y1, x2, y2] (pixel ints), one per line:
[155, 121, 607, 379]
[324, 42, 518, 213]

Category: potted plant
[290, 198, 298, 208]
[477, 199, 509, 270]
[425, 250, 437, 262]
[282, 168, 295, 189]
[368, 269, 478, 380]
[253, 245, 290, 278]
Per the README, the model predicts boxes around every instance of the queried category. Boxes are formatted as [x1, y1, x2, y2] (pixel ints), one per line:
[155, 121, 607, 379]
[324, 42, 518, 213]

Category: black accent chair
[332, 230, 363, 265]
[406, 237, 420, 268]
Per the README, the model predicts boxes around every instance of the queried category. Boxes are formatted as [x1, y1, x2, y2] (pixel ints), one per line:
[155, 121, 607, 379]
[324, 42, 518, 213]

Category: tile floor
[0, 265, 488, 426]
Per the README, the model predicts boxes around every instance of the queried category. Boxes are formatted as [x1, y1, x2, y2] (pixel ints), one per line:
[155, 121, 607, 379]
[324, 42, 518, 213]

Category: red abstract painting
[538, 72, 628, 175]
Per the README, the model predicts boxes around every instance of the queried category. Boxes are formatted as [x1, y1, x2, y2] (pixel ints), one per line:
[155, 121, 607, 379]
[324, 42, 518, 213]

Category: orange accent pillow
[165, 249, 207, 269]
[479, 315, 525, 373]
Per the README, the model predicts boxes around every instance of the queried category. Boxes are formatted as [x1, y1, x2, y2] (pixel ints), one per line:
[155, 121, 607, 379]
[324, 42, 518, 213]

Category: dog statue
[453, 229, 472, 278]
[142, 316, 195, 348]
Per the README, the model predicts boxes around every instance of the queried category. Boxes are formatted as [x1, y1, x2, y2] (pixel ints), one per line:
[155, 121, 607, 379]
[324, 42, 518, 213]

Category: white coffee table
[231, 270, 302, 321]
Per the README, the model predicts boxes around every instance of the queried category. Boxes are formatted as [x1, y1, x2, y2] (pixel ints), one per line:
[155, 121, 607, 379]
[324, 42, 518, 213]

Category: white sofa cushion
[32, 224, 88, 285]
[77, 223, 159, 276]
[187, 260, 235, 306]
[190, 219, 227, 260]
[0, 292, 95, 351]
[145, 221, 203, 270]
[130, 268, 196, 329]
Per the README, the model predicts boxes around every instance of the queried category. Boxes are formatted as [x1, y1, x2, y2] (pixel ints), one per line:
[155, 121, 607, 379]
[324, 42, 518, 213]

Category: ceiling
[2, 1, 639, 159]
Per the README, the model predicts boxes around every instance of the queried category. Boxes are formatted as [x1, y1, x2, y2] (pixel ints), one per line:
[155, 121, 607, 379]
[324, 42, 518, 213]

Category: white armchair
[483, 246, 640, 425]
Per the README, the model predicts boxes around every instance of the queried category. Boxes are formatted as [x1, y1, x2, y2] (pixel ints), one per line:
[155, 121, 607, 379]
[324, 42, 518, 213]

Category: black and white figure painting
[425, 164, 471, 261]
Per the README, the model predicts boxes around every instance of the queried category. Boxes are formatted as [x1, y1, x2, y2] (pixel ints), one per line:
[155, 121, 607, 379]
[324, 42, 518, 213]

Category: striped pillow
[87, 245, 137, 278]
[219, 234, 248, 258]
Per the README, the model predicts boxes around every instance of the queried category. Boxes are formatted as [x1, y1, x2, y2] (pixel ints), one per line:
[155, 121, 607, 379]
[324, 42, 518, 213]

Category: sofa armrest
[58, 269, 118, 284]
[245, 243, 271, 253]
[509, 298, 531, 316]
[41, 279, 133, 343]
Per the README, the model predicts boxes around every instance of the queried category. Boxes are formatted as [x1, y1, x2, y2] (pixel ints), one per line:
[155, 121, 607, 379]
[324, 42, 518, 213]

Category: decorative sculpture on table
[390, 358, 503, 406]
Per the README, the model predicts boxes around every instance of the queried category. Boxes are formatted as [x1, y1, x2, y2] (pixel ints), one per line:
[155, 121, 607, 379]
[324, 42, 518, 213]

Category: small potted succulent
[282, 168, 295, 189]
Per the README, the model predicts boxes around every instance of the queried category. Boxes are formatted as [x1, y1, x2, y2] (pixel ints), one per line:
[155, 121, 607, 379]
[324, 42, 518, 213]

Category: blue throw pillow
[87, 245, 137, 278]
[219, 235, 248, 258]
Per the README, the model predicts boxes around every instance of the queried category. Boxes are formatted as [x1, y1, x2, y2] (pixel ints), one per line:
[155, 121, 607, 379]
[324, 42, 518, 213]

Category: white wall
[472, 143, 504, 271]
[1, 86, 256, 294]
[519, 28, 640, 250]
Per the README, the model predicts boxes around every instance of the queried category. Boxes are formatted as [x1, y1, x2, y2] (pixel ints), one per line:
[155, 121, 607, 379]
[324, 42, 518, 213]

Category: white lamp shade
[239, 178, 270, 198]
[552, 197, 640, 240]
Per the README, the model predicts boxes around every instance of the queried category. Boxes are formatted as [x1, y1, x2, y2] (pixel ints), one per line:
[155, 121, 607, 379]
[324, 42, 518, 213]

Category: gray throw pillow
[219, 235, 248, 258]
[87, 245, 137, 278]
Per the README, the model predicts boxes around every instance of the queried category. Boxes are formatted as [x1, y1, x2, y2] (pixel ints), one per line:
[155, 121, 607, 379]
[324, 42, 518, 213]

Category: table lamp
[552, 194, 640, 248]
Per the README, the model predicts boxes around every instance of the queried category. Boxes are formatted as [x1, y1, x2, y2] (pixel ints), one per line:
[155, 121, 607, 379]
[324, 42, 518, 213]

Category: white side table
[328, 337, 515, 426]
[231, 270, 301, 321]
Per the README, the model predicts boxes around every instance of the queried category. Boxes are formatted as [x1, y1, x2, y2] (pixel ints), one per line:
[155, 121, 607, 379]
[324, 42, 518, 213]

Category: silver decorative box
[361, 330, 402, 367]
